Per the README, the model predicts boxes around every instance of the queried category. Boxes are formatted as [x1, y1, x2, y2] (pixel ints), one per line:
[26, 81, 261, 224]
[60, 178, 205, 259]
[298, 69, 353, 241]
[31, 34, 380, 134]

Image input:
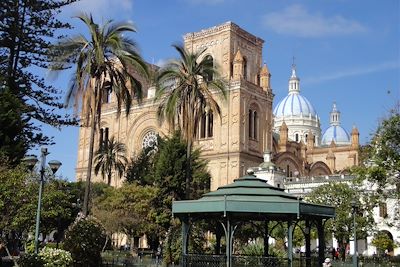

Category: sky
[37, 0, 400, 181]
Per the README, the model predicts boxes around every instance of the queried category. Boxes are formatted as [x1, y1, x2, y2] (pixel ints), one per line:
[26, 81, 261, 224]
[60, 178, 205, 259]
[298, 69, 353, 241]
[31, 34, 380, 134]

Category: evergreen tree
[125, 144, 157, 185]
[0, 82, 28, 164]
[0, 0, 78, 159]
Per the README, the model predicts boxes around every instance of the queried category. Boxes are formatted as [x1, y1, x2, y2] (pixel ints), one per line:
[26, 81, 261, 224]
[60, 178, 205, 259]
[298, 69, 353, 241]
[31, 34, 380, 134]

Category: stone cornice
[184, 21, 264, 46]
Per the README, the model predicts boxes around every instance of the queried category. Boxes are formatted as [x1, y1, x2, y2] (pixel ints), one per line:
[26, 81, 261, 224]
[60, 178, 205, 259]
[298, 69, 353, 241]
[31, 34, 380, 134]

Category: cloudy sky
[41, 0, 399, 180]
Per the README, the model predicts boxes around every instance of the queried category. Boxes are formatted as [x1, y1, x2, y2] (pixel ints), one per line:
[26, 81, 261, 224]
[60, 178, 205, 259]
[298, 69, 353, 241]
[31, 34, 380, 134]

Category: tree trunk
[12, 1, 26, 77]
[102, 235, 109, 252]
[4, 243, 19, 267]
[107, 169, 112, 186]
[82, 113, 97, 216]
[185, 141, 192, 200]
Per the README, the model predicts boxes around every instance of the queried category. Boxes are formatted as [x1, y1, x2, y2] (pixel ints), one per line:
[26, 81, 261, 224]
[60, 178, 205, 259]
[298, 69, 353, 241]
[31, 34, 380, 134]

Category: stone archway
[274, 151, 304, 177]
[309, 161, 332, 176]
[374, 230, 394, 256]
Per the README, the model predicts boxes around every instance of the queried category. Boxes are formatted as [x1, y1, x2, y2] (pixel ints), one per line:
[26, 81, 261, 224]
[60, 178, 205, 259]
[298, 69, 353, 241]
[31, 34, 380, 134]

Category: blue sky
[38, 0, 399, 181]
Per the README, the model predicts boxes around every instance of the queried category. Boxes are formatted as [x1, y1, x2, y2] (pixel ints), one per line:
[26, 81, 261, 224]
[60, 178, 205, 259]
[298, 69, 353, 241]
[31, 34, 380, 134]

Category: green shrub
[38, 247, 72, 267]
[18, 253, 45, 267]
[241, 241, 264, 256]
[63, 216, 106, 267]
[44, 242, 59, 249]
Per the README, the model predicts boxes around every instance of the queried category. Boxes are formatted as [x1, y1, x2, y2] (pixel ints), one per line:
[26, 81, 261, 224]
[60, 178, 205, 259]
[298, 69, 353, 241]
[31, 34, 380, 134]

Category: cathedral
[75, 22, 359, 190]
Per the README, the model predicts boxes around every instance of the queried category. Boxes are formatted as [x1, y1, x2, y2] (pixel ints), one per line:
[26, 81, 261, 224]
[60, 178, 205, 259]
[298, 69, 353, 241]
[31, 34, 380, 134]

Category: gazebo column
[317, 219, 326, 267]
[224, 219, 232, 267]
[287, 221, 294, 267]
[305, 220, 311, 267]
[181, 216, 190, 265]
[264, 220, 269, 256]
[215, 223, 223, 255]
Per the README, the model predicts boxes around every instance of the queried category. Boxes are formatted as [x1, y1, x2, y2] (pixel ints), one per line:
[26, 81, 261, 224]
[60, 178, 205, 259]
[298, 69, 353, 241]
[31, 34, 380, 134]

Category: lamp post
[351, 199, 358, 267]
[23, 147, 61, 254]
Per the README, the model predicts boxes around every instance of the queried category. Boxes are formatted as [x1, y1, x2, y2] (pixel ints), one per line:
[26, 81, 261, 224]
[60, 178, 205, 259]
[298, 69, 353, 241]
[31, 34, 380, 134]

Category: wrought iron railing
[182, 254, 293, 267]
[182, 254, 226, 267]
[232, 255, 288, 267]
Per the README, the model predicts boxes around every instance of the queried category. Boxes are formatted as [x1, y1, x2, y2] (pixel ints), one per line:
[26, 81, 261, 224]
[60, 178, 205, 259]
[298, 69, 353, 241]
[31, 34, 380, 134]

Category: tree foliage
[63, 217, 106, 267]
[92, 184, 159, 250]
[352, 106, 400, 227]
[0, 0, 78, 159]
[94, 136, 128, 186]
[125, 131, 211, 231]
[306, 183, 375, 252]
[371, 231, 397, 254]
[0, 163, 35, 242]
[0, 161, 80, 265]
[0, 84, 28, 164]
[125, 144, 157, 185]
[51, 13, 148, 216]
[156, 44, 226, 199]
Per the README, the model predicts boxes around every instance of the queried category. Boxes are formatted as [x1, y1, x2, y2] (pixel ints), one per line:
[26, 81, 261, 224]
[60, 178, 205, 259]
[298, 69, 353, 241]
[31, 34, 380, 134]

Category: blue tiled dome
[273, 93, 317, 118]
[321, 125, 350, 145]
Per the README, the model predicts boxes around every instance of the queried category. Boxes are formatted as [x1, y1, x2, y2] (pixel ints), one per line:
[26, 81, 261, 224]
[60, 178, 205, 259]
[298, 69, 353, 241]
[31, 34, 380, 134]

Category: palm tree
[94, 136, 128, 186]
[155, 44, 226, 199]
[51, 14, 148, 215]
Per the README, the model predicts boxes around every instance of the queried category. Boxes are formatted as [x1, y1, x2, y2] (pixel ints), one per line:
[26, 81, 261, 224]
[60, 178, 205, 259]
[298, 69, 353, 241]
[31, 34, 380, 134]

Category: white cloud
[303, 61, 400, 85]
[154, 58, 168, 67]
[63, 0, 134, 19]
[262, 4, 367, 37]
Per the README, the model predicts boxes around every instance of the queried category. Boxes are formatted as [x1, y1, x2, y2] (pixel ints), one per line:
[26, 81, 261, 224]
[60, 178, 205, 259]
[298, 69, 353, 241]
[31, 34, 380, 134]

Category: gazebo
[172, 172, 335, 267]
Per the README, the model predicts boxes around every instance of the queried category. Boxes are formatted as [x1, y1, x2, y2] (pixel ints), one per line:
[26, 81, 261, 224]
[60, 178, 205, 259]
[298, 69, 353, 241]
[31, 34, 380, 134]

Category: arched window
[305, 134, 308, 143]
[243, 57, 247, 80]
[248, 110, 253, 138]
[295, 133, 299, 142]
[99, 127, 109, 149]
[208, 111, 213, 137]
[248, 108, 259, 140]
[253, 111, 258, 139]
[204, 55, 213, 81]
[102, 81, 112, 104]
[198, 111, 214, 139]
[200, 113, 206, 138]
[379, 202, 388, 218]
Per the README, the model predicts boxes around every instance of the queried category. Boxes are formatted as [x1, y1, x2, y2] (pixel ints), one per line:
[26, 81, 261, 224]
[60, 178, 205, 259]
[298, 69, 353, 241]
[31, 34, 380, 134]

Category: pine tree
[0, 0, 78, 160]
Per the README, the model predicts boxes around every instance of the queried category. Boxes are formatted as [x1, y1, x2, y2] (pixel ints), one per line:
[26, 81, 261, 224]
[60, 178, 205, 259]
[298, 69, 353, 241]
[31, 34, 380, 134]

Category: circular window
[142, 131, 158, 149]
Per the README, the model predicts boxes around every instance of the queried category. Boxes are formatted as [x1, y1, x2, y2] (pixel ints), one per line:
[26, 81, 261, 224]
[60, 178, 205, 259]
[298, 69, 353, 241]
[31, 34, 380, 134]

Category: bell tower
[183, 22, 274, 189]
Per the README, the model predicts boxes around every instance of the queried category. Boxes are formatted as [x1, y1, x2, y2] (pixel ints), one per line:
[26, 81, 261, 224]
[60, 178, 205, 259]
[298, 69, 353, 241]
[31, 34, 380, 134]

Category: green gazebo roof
[172, 174, 335, 220]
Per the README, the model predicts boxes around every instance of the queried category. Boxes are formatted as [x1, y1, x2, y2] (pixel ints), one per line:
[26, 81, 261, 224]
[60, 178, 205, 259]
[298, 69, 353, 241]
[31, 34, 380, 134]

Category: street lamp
[351, 199, 359, 267]
[23, 147, 61, 254]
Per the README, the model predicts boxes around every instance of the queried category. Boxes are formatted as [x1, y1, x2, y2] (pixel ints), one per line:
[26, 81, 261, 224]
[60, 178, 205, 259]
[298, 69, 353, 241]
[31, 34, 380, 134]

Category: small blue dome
[321, 125, 350, 145]
[273, 93, 317, 118]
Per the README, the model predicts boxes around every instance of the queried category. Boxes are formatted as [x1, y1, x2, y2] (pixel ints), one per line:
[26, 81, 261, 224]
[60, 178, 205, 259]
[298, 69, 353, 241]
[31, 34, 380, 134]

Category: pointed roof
[280, 121, 288, 131]
[290, 63, 299, 81]
[351, 125, 359, 135]
[172, 173, 335, 219]
[260, 63, 270, 75]
[233, 49, 244, 62]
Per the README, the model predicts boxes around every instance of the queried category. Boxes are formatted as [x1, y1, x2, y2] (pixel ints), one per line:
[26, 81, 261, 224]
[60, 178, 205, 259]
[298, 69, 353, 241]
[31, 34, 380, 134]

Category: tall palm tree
[94, 136, 128, 186]
[51, 14, 148, 215]
[155, 44, 226, 199]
